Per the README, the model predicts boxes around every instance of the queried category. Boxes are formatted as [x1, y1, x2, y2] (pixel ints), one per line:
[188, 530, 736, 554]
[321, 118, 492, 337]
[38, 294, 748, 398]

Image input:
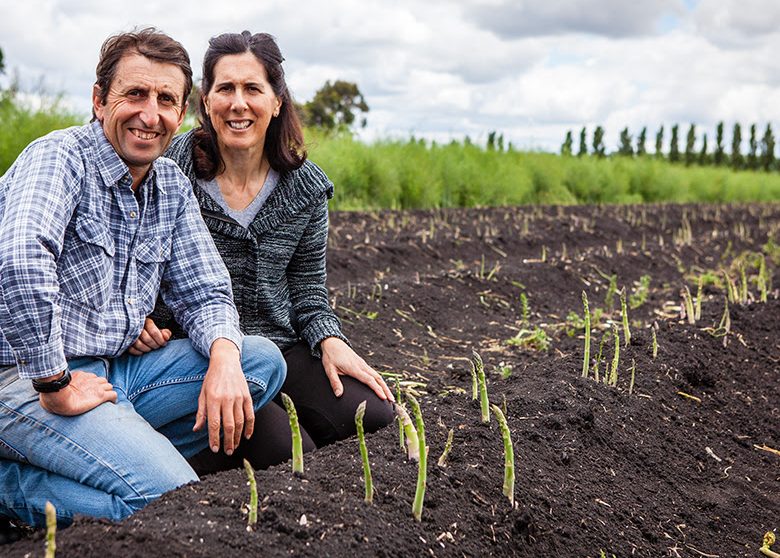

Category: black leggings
[187, 341, 395, 475]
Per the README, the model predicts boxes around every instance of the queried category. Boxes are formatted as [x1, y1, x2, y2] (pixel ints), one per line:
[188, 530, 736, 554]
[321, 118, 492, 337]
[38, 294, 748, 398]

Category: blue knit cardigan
[151, 130, 347, 353]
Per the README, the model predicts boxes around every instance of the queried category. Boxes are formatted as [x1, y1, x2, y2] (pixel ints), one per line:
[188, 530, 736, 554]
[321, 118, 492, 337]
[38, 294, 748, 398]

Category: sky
[1, 0, 779, 152]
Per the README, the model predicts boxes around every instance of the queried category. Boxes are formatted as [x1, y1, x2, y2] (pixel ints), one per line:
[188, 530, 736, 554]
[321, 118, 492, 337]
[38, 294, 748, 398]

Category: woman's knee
[361, 397, 395, 434]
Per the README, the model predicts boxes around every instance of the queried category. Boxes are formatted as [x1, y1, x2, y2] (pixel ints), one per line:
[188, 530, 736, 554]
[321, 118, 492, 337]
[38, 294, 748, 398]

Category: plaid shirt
[0, 122, 242, 379]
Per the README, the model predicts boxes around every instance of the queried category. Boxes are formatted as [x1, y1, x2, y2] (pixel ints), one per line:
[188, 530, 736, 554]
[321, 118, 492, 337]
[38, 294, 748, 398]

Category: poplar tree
[561, 130, 573, 156]
[731, 123, 743, 170]
[684, 123, 696, 166]
[655, 125, 664, 159]
[747, 124, 758, 170]
[487, 131, 497, 151]
[592, 126, 606, 158]
[698, 133, 709, 166]
[761, 123, 776, 172]
[669, 124, 680, 163]
[578, 127, 588, 157]
[617, 127, 633, 156]
[636, 126, 647, 156]
[714, 121, 725, 166]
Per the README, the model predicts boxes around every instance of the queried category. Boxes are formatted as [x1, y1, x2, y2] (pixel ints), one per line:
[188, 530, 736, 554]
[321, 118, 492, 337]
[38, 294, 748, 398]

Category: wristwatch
[31, 369, 72, 393]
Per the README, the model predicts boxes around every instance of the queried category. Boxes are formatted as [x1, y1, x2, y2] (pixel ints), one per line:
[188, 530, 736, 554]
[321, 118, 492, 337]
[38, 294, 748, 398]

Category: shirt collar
[89, 121, 163, 194]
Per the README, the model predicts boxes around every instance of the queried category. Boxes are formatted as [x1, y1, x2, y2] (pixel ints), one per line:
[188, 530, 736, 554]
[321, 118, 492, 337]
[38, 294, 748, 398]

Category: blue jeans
[0, 336, 285, 527]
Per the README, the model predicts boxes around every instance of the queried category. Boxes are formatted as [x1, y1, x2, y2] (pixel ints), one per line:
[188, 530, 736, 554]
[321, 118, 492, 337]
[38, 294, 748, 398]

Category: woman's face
[204, 52, 281, 154]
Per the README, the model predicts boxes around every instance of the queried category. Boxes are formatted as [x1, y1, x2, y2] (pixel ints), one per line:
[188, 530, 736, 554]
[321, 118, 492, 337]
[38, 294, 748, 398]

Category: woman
[133, 31, 394, 474]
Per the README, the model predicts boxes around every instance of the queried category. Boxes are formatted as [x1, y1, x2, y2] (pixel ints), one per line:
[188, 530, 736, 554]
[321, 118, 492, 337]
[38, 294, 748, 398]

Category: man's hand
[128, 318, 172, 355]
[39, 371, 118, 416]
[321, 337, 394, 402]
[193, 339, 254, 456]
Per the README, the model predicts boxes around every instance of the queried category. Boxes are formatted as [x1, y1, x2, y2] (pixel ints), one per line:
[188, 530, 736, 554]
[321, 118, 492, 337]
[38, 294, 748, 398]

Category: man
[0, 28, 286, 535]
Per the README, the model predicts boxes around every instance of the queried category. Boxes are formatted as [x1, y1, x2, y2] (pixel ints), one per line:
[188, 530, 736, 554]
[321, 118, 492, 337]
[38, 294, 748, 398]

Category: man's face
[93, 53, 187, 184]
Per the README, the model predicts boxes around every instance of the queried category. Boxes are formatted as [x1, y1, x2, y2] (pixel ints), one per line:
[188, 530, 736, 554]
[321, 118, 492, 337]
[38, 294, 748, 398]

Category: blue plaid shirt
[0, 121, 243, 379]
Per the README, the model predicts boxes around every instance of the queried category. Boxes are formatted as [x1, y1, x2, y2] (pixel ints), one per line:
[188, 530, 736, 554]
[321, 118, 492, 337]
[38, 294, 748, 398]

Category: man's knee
[241, 336, 286, 405]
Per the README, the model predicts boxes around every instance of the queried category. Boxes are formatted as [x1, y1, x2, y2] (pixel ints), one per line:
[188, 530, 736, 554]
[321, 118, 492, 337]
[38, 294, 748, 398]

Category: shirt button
[129, 211, 137, 218]
[127, 298, 135, 305]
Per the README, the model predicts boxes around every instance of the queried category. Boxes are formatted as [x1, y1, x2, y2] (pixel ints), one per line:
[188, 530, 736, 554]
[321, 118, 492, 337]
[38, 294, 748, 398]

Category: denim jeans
[0, 336, 285, 527]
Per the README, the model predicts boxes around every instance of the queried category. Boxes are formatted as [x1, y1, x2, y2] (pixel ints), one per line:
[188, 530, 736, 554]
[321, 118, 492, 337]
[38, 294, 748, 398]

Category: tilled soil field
[8, 203, 780, 558]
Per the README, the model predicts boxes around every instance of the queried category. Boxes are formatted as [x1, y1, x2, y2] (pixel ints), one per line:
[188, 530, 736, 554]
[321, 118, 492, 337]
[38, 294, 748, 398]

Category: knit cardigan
[151, 130, 347, 354]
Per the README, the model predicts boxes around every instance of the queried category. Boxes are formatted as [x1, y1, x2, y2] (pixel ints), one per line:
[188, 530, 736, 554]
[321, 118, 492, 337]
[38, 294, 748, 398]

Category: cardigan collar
[168, 129, 334, 237]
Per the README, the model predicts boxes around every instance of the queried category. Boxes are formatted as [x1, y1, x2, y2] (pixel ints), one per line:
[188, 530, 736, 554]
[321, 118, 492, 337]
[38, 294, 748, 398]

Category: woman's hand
[320, 337, 394, 402]
[128, 318, 172, 355]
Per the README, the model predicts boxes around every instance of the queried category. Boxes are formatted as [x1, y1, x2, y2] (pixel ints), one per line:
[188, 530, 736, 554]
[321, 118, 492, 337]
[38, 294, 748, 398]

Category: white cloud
[467, 0, 685, 39]
[693, 0, 780, 47]
[0, 0, 778, 152]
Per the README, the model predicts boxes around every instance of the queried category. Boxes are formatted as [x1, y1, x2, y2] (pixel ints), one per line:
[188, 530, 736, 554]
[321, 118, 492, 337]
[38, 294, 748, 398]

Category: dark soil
[8, 203, 780, 558]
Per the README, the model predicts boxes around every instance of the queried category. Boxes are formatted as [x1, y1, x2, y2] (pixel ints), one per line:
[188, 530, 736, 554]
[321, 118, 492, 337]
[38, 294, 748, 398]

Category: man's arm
[0, 135, 118, 414]
[0, 136, 81, 380]
[159, 186, 242, 358]
[159, 183, 250, 454]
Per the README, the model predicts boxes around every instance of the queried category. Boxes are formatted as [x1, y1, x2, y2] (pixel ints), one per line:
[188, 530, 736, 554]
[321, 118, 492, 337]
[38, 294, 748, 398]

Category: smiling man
[0, 28, 286, 536]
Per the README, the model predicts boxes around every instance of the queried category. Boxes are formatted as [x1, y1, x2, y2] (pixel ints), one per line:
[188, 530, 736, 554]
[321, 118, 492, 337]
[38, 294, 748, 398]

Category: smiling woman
[139, 31, 396, 475]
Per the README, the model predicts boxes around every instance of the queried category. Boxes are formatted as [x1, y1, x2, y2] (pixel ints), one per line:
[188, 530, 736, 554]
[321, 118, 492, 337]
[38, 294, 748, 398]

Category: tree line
[561, 122, 777, 172]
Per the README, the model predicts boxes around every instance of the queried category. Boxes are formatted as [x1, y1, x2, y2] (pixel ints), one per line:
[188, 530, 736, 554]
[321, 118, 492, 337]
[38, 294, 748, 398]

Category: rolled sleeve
[12, 338, 68, 380]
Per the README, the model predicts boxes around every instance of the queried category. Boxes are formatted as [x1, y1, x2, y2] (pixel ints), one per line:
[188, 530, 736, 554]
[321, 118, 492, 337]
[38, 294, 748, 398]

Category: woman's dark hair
[193, 31, 306, 179]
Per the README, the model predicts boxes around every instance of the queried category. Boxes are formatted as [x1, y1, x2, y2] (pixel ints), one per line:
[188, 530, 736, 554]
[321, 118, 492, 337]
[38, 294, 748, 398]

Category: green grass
[0, 93, 83, 175]
[4, 97, 780, 208]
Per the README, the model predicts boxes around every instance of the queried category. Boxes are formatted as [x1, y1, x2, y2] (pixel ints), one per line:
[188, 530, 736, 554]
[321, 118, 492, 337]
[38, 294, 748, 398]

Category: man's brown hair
[92, 27, 192, 120]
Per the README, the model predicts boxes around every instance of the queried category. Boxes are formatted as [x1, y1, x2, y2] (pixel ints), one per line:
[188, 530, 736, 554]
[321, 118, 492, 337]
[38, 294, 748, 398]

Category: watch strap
[31, 369, 72, 393]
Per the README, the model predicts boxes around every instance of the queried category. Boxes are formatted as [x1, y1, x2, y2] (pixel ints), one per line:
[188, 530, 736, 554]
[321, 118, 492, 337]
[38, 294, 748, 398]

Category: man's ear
[92, 84, 104, 121]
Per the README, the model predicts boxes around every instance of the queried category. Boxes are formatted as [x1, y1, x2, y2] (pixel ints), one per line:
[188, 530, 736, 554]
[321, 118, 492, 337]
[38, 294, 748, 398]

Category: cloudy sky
[1, 0, 779, 152]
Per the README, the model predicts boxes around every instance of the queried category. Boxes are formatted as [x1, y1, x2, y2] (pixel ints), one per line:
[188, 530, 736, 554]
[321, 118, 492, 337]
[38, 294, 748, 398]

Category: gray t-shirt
[198, 169, 280, 228]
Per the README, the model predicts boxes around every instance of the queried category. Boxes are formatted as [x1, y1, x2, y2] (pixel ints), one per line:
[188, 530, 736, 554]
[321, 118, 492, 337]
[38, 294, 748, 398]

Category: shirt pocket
[134, 235, 172, 312]
[57, 215, 115, 310]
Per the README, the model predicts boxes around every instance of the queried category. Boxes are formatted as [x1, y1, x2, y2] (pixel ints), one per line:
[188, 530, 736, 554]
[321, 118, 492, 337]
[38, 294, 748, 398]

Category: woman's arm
[286, 198, 347, 350]
[286, 199, 392, 401]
